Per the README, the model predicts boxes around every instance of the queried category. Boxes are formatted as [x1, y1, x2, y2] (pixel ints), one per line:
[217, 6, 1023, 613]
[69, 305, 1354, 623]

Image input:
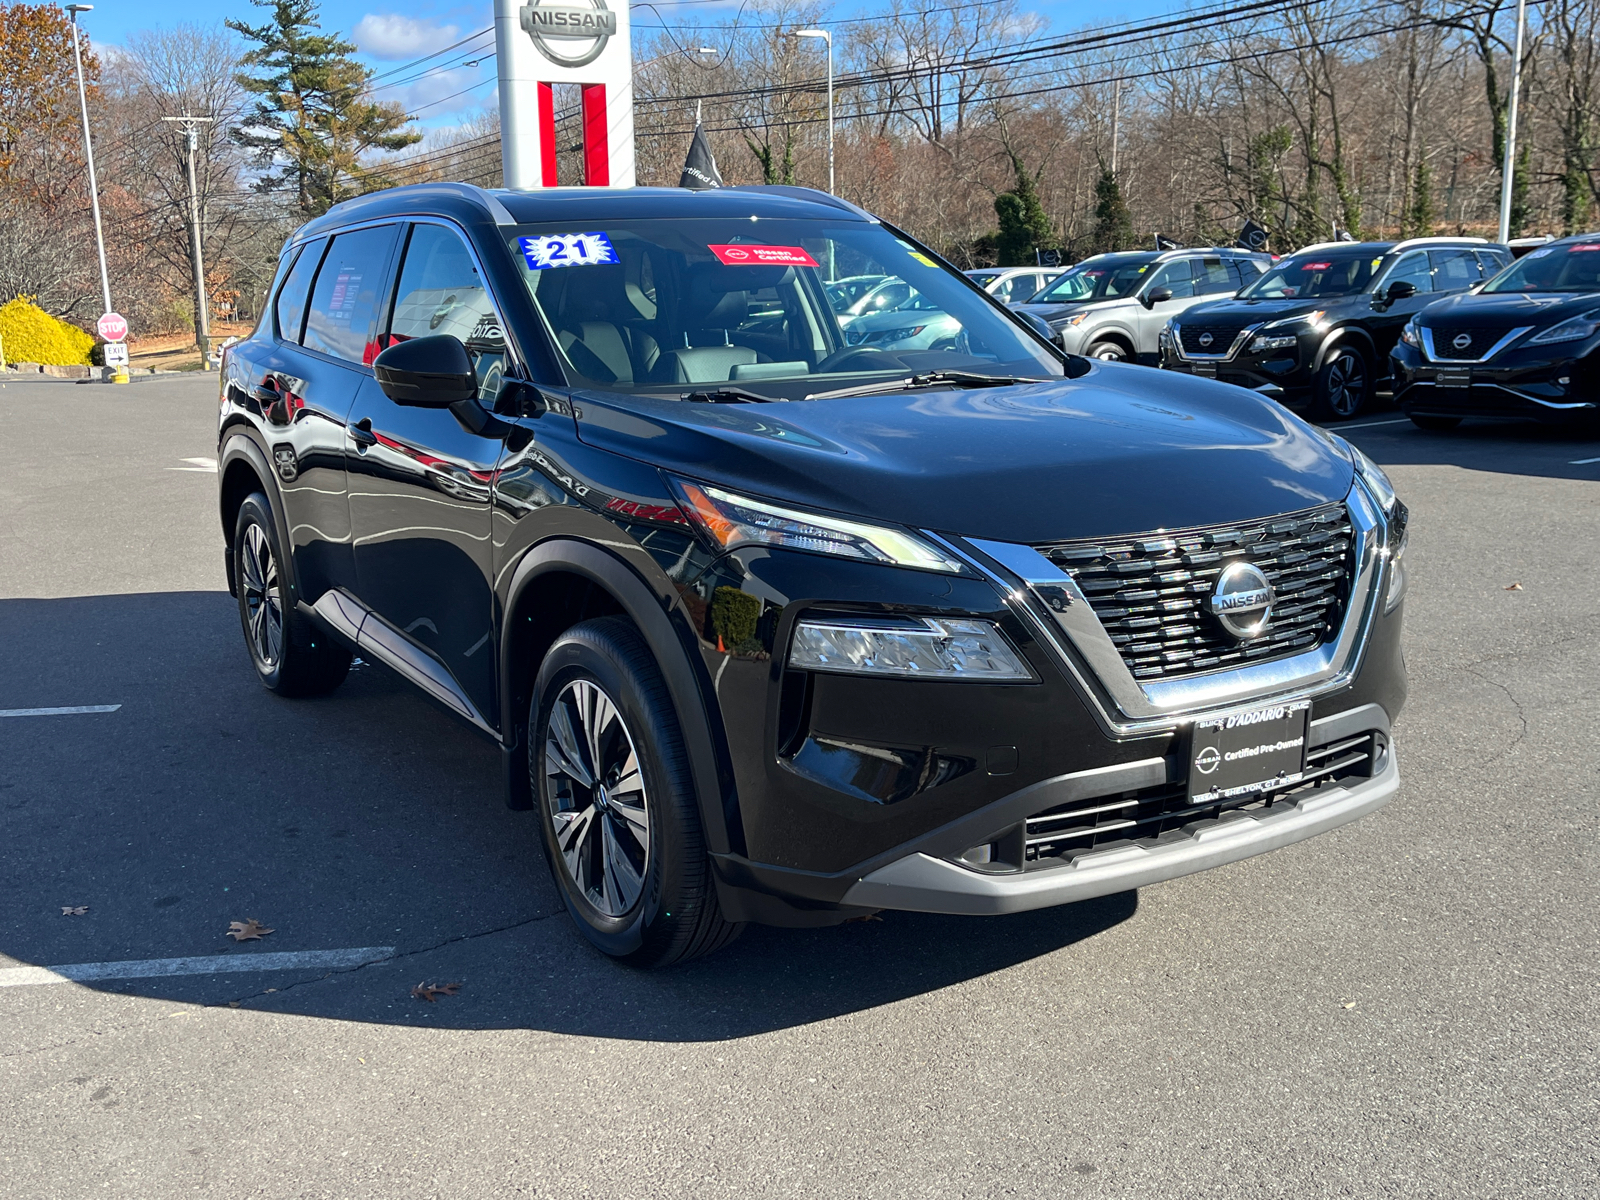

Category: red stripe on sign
[583, 84, 609, 187]
[537, 83, 557, 187]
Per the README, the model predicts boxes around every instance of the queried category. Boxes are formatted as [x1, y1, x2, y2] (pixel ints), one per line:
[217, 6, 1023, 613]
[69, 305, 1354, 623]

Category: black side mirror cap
[1145, 287, 1174, 307]
[373, 335, 478, 407]
[1385, 281, 1417, 303]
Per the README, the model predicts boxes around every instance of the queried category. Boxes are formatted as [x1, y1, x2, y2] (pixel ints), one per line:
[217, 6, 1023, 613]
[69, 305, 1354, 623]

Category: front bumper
[844, 707, 1397, 915]
[1159, 337, 1315, 399]
[1391, 342, 1599, 421]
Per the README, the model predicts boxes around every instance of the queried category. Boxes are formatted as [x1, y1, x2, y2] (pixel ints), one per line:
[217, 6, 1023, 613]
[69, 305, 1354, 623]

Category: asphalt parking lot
[1, 370, 1596, 1198]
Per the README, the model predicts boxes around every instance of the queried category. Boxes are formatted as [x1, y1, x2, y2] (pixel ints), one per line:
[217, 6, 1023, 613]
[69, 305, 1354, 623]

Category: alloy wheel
[239, 522, 284, 669]
[1325, 350, 1367, 416]
[544, 678, 651, 918]
[1091, 343, 1127, 361]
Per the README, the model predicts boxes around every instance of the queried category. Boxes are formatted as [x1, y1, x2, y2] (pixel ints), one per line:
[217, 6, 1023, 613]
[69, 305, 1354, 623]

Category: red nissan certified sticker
[1569, 244, 1600, 252]
[709, 244, 819, 267]
[1302, 262, 1332, 270]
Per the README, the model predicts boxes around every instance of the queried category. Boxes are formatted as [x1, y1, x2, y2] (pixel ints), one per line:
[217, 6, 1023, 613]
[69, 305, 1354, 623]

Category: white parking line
[167, 457, 218, 473]
[1570, 456, 1600, 465]
[0, 946, 397, 988]
[1335, 418, 1414, 430]
[0, 705, 121, 718]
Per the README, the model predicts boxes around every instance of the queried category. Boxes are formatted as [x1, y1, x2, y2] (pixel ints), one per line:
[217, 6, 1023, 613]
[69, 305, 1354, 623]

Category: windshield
[504, 219, 1058, 393]
[1481, 242, 1600, 293]
[1030, 254, 1158, 303]
[1241, 253, 1379, 299]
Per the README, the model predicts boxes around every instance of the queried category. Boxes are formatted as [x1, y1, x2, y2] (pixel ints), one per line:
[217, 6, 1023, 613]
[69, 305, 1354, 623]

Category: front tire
[232, 493, 350, 697]
[531, 617, 741, 967]
[1408, 413, 1462, 432]
[1309, 346, 1373, 421]
[1087, 339, 1129, 362]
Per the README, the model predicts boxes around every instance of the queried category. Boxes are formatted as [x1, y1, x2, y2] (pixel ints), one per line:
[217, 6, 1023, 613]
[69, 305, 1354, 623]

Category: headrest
[683, 263, 761, 328]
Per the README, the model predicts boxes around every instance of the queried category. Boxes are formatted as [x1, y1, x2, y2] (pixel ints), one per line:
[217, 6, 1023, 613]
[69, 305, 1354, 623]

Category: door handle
[349, 417, 377, 449]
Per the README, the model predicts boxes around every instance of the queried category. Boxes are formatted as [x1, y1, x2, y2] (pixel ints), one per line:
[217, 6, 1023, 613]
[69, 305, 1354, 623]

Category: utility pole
[1111, 78, 1121, 177]
[1497, 0, 1528, 244]
[163, 115, 215, 368]
[65, 6, 112, 319]
[794, 29, 834, 195]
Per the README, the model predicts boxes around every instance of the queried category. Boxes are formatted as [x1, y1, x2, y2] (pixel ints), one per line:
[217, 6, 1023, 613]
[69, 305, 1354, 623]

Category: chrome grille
[1428, 326, 1520, 360]
[1035, 503, 1354, 682]
[1023, 731, 1379, 866]
[1177, 322, 1252, 356]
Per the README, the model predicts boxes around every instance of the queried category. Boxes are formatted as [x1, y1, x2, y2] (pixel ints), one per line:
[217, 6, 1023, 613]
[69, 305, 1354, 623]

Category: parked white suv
[1014, 248, 1272, 363]
[964, 266, 1062, 305]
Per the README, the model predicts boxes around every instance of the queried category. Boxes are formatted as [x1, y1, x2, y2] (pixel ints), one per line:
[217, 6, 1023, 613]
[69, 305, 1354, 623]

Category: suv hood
[1014, 298, 1121, 323]
[1415, 290, 1600, 324]
[572, 366, 1354, 544]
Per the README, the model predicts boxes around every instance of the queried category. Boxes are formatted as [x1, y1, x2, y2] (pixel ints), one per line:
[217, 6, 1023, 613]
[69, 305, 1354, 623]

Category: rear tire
[1309, 346, 1373, 421]
[531, 617, 741, 968]
[1087, 339, 1129, 362]
[233, 493, 351, 697]
[1408, 413, 1462, 432]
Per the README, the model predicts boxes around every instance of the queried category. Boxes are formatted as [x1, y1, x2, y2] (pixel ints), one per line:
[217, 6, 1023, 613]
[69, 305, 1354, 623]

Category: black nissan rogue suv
[1159, 237, 1510, 420]
[1390, 232, 1600, 429]
[218, 183, 1409, 966]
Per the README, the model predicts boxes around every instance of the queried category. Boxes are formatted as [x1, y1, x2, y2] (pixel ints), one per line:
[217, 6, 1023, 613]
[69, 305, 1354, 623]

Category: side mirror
[1385, 281, 1417, 303]
[373, 335, 477, 407]
[1015, 310, 1057, 343]
[1145, 286, 1174, 308]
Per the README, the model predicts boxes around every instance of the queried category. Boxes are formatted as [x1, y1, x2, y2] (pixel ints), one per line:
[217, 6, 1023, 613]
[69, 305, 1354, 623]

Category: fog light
[1558, 376, 1571, 385]
[789, 615, 1034, 681]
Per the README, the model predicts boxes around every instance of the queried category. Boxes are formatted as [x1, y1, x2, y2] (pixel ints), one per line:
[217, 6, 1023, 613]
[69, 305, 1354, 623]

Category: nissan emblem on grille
[1208, 561, 1275, 639]
[1452, 332, 1472, 350]
[1199, 332, 1214, 347]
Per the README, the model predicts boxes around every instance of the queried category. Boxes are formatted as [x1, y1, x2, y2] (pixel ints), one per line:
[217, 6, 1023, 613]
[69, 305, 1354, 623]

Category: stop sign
[97, 312, 128, 342]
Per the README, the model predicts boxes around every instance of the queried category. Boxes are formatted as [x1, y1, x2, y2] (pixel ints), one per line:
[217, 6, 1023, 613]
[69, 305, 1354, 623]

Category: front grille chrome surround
[1419, 325, 1532, 363]
[952, 478, 1389, 733]
[1032, 503, 1355, 683]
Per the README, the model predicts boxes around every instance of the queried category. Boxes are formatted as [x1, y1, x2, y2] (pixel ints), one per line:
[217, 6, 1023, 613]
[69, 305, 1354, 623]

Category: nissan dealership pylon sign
[495, 0, 636, 188]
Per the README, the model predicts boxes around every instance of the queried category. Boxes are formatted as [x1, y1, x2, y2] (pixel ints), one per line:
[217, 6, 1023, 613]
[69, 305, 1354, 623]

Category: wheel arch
[499, 538, 740, 859]
[218, 430, 287, 599]
[1314, 326, 1377, 374]
[1086, 325, 1137, 357]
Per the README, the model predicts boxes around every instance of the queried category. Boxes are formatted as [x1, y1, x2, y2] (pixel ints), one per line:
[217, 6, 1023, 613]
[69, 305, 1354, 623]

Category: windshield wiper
[681, 386, 783, 404]
[804, 369, 1039, 401]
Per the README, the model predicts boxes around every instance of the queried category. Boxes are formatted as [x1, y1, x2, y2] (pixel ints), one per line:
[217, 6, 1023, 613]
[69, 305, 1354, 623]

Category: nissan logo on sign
[521, 0, 616, 67]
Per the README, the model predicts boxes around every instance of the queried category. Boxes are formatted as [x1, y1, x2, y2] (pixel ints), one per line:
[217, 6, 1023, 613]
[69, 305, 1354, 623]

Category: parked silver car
[1013, 248, 1272, 362]
[963, 266, 1062, 305]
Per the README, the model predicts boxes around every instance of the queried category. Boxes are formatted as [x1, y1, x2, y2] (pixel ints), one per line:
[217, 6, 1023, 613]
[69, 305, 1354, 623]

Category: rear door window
[303, 225, 400, 366]
[1194, 258, 1234, 295]
[387, 223, 508, 399]
[1474, 249, 1510, 278]
[273, 238, 325, 344]
[1430, 249, 1481, 291]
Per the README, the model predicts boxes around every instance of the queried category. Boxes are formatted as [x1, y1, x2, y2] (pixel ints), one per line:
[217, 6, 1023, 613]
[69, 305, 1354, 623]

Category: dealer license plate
[1187, 701, 1310, 802]
[1192, 362, 1218, 378]
[1435, 367, 1471, 389]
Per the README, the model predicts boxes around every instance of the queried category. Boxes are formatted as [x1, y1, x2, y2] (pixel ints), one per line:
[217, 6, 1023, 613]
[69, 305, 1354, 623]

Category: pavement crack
[1461, 666, 1531, 765]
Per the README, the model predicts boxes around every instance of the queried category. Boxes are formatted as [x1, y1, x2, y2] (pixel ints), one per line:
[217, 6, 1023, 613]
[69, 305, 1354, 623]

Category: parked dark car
[1159, 238, 1511, 420]
[1012, 247, 1271, 362]
[217, 183, 1408, 966]
[1391, 233, 1600, 429]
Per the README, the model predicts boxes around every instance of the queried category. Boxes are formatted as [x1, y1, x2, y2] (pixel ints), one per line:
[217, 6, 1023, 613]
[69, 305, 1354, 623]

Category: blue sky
[81, 0, 1185, 132]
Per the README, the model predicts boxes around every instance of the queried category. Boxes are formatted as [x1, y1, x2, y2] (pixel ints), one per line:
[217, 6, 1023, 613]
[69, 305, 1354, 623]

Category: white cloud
[354, 14, 462, 61]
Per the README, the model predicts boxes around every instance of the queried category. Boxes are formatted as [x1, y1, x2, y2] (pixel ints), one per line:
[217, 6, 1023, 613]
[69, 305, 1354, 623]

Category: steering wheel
[813, 347, 906, 375]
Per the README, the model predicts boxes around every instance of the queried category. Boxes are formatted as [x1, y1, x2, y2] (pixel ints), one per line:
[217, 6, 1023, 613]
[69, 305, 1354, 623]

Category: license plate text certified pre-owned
[1188, 701, 1310, 802]
[1435, 367, 1471, 389]
[1192, 362, 1218, 378]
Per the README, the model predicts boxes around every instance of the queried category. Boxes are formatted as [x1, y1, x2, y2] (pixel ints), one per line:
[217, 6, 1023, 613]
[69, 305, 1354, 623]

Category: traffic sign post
[97, 312, 127, 342]
[97, 312, 130, 383]
[102, 342, 128, 368]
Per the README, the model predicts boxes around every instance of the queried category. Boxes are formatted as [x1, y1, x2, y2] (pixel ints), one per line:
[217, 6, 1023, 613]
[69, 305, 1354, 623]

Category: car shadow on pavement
[0, 592, 1135, 1041]
[1335, 414, 1600, 481]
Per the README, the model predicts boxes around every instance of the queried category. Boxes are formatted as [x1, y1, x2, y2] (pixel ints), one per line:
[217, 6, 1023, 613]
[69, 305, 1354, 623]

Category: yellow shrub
[0, 296, 95, 367]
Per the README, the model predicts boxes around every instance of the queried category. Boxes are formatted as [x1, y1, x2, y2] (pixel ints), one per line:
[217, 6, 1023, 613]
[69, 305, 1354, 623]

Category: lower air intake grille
[1023, 731, 1381, 867]
[1035, 502, 1355, 682]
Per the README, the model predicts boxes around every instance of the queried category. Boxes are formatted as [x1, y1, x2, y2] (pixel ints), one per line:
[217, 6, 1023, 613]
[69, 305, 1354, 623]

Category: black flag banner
[1155, 233, 1180, 250]
[680, 124, 723, 190]
[1237, 219, 1270, 252]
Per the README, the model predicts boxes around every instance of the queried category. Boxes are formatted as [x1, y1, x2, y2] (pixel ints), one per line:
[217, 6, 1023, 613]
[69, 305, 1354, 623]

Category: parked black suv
[1391, 233, 1600, 429]
[1159, 238, 1511, 420]
[218, 183, 1408, 966]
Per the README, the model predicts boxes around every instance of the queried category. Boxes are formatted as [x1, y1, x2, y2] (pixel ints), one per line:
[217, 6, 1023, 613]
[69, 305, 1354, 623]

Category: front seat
[653, 269, 760, 384]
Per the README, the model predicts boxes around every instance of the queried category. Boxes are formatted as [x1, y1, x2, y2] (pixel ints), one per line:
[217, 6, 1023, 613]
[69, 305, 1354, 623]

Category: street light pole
[65, 5, 112, 319]
[1497, 0, 1528, 244]
[163, 116, 215, 368]
[794, 29, 833, 195]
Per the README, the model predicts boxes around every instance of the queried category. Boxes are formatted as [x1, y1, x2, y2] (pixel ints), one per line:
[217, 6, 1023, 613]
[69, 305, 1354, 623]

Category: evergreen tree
[1091, 167, 1133, 254]
[228, 0, 419, 217]
[993, 155, 1053, 266]
[1405, 160, 1435, 238]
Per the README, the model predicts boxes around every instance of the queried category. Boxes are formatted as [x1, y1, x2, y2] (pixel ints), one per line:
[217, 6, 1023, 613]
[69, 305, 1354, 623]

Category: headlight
[1250, 334, 1298, 352]
[790, 614, 1033, 681]
[1338, 439, 1409, 612]
[1400, 322, 1420, 348]
[1526, 307, 1600, 345]
[1064, 312, 1090, 327]
[865, 325, 926, 343]
[673, 481, 967, 574]
[1264, 309, 1326, 331]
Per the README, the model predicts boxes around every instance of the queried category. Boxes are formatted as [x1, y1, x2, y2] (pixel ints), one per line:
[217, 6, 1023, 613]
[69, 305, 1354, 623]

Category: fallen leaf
[1504, 582, 1523, 591]
[843, 912, 884, 924]
[226, 918, 273, 942]
[226, 1000, 241, 1008]
[61, 906, 89, 916]
[411, 981, 462, 1003]
[1343, 1001, 1358, 1009]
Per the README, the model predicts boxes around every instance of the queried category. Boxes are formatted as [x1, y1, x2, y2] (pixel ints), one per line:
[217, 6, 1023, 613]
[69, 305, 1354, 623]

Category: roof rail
[1292, 240, 1355, 255]
[1390, 235, 1489, 252]
[727, 184, 879, 223]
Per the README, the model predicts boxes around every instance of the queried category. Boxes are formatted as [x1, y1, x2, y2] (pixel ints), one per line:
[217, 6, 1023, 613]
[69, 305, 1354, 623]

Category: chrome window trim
[1170, 322, 1262, 362]
[934, 480, 1389, 737]
[1419, 326, 1533, 363]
